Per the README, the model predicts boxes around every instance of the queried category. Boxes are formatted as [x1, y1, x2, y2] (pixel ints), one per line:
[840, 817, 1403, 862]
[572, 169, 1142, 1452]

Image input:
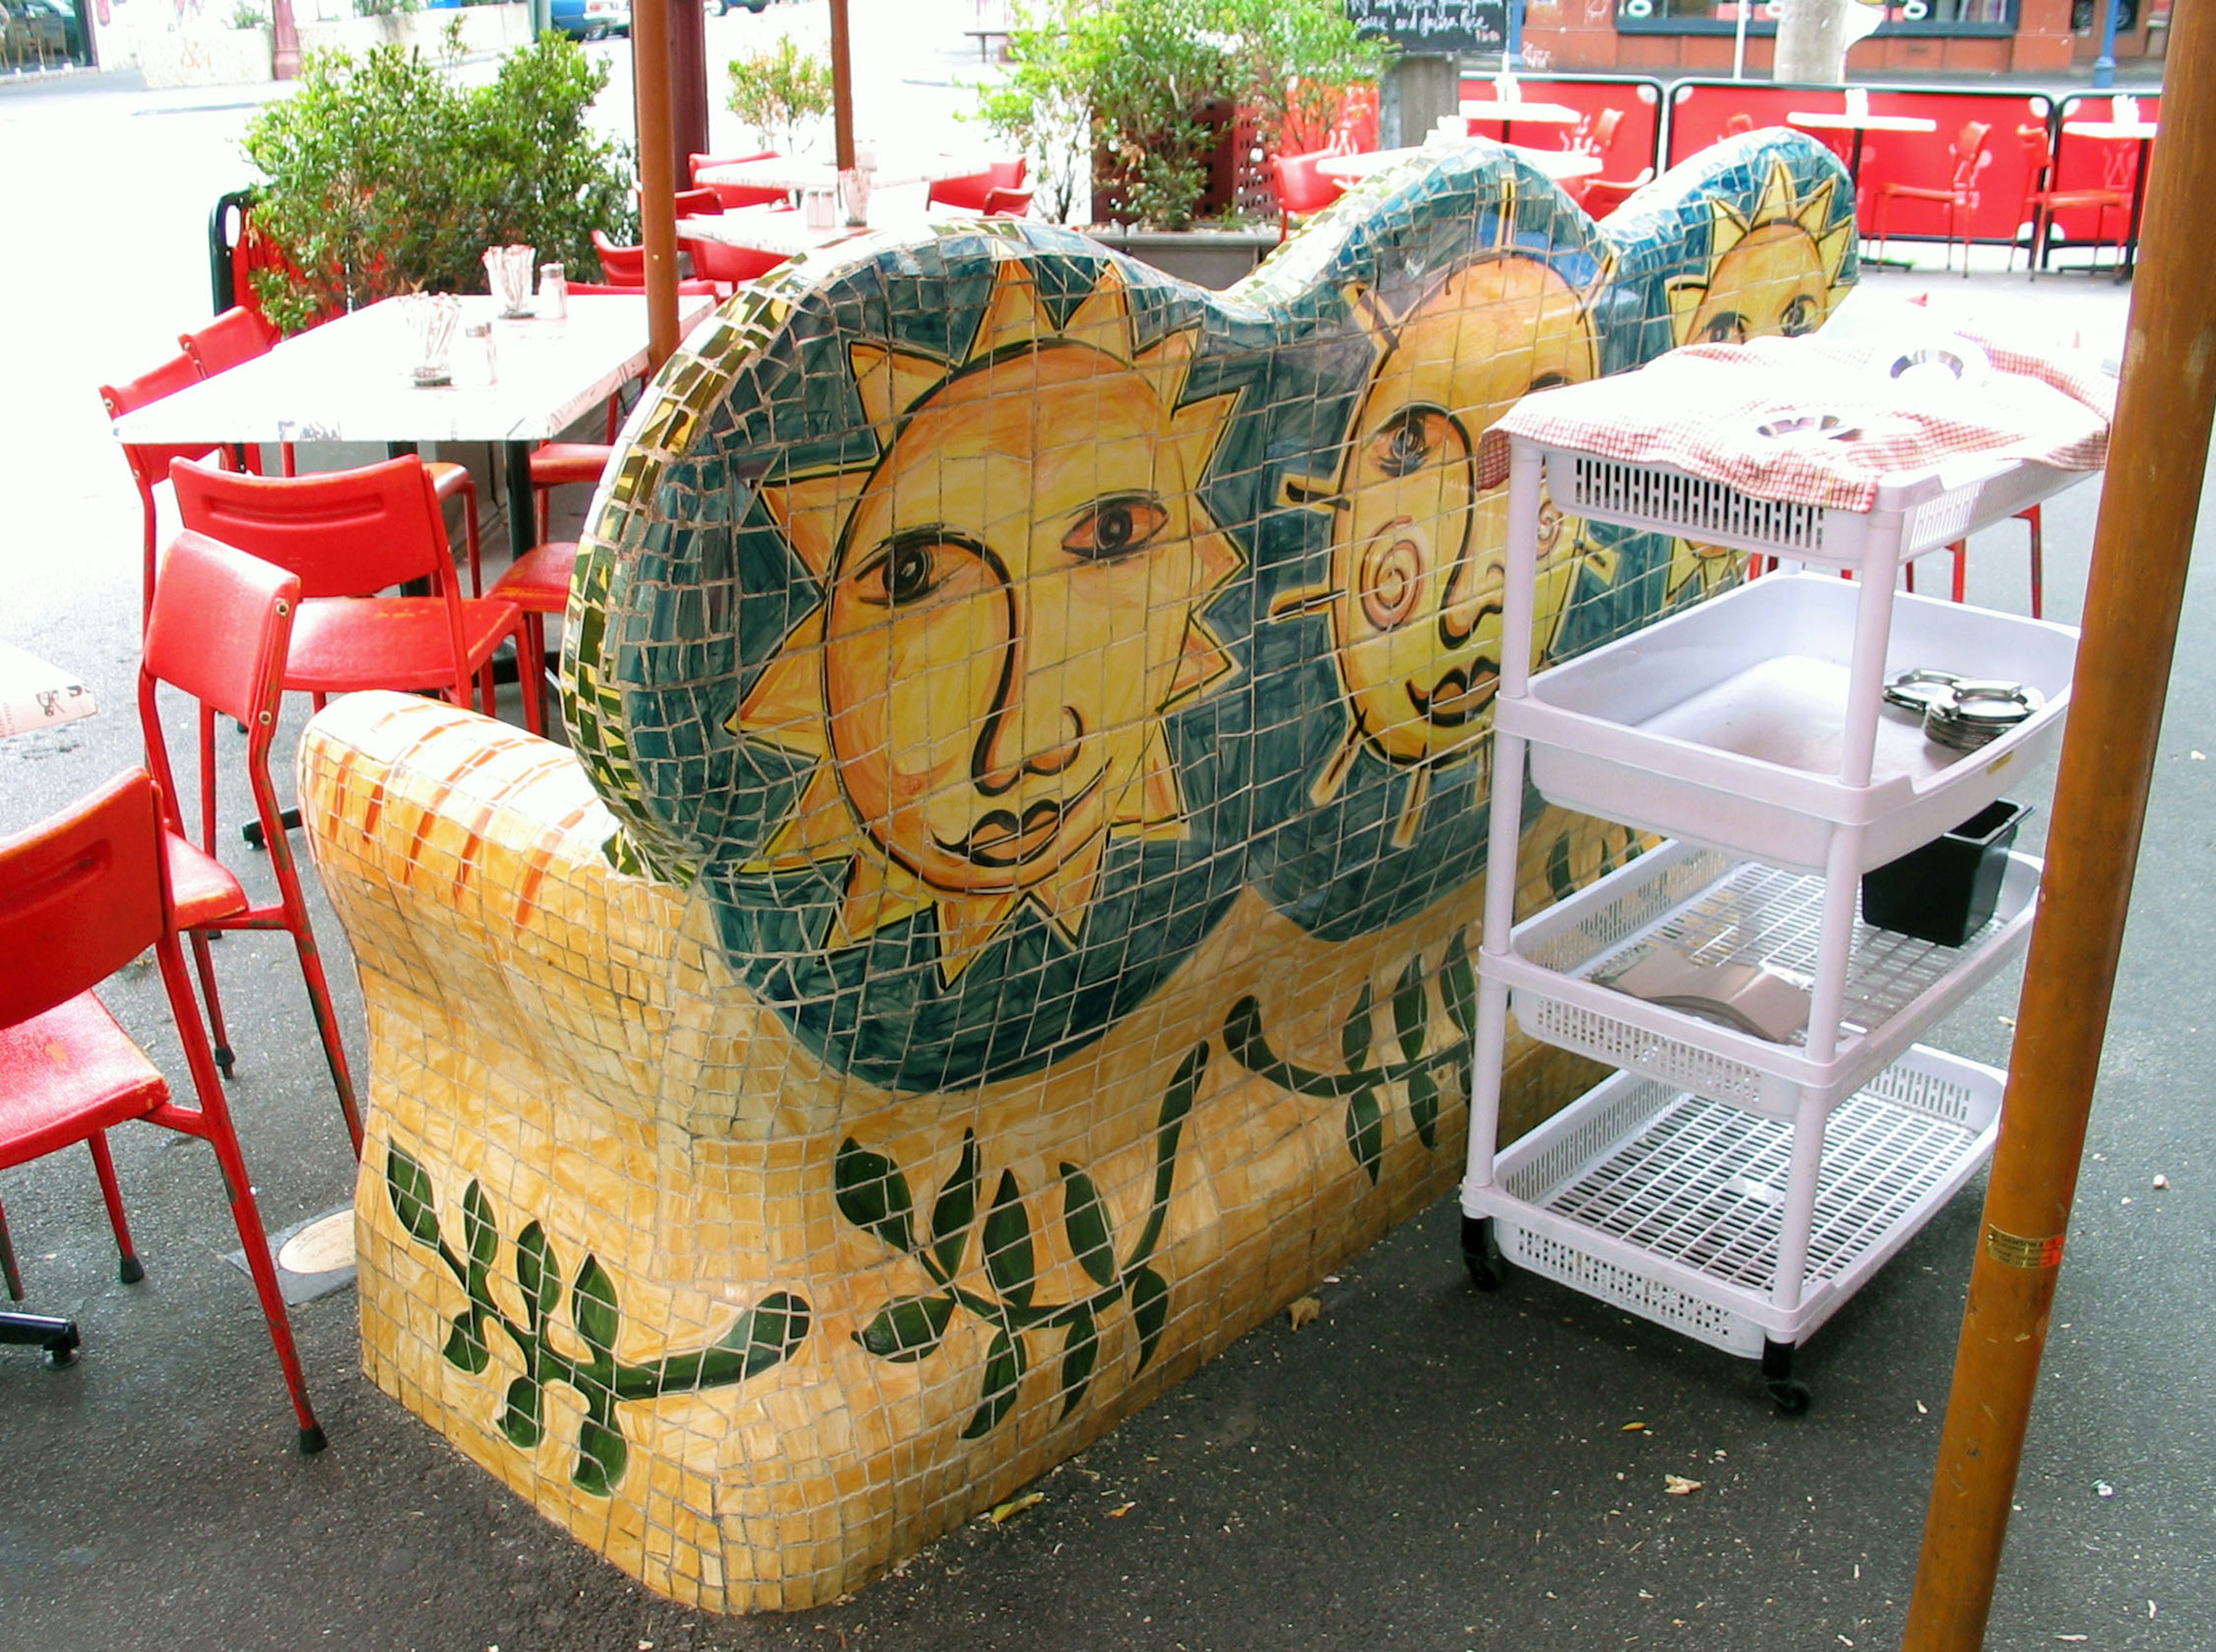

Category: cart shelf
[1500, 574, 2078, 871]
[1467, 1046, 2004, 1357]
[1536, 445, 2083, 572]
[1491, 838, 2039, 1118]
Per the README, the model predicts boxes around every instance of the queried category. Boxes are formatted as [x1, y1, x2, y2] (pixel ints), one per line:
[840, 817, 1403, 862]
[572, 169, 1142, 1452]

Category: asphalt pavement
[1, 27, 2211, 1652]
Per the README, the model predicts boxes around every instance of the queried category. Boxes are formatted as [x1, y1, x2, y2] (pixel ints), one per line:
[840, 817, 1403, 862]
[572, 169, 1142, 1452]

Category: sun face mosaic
[306, 129, 1856, 1612]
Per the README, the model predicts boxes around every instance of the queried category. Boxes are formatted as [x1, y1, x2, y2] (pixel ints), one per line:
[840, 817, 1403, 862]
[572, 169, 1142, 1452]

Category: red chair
[489, 538, 585, 681]
[2012, 122, 2128, 278]
[982, 185, 1035, 218]
[679, 226, 788, 297]
[0, 769, 324, 1451]
[672, 186, 723, 219]
[1270, 149, 1348, 244]
[98, 354, 249, 620]
[929, 157, 1027, 212]
[569, 279, 720, 297]
[169, 454, 542, 735]
[1724, 113, 1756, 137]
[690, 149, 788, 209]
[1873, 120, 1992, 276]
[139, 532, 363, 1153]
[593, 229, 647, 287]
[178, 307, 485, 588]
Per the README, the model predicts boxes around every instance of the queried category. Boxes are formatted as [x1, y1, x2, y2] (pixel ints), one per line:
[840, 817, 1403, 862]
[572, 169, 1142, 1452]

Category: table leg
[2118, 137, 2150, 283]
[504, 439, 538, 554]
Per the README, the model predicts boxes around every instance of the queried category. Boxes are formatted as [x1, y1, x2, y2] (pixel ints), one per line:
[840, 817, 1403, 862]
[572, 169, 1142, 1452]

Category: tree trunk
[1776, 0, 1855, 83]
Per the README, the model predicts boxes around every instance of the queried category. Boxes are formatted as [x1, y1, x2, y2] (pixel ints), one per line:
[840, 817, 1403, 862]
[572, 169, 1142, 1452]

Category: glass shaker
[463, 320, 497, 387]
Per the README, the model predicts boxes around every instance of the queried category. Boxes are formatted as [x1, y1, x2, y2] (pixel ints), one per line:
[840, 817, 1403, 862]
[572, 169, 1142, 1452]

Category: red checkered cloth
[1496, 330, 2114, 514]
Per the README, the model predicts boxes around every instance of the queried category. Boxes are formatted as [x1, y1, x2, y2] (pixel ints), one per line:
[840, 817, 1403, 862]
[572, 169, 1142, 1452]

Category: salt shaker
[464, 320, 496, 387]
[538, 262, 568, 323]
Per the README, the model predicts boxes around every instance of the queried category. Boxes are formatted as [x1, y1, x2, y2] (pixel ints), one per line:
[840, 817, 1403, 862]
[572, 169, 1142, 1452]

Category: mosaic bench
[301, 130, 1857, 1610]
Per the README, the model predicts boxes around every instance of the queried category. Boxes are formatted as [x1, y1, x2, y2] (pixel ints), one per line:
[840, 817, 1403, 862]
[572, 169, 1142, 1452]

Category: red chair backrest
[982, 186, 1034, 218]
[2017, 121, 2056, 181]
[592, 230, 646, 287]
[99, 353, 222, 490]
[1724, 113, 1755, 137]
[679, 232, 787, 287]
[1951, 120, 1992, 186]
[1593, 106, 1623, 154]
[142, 531, 298, 732]
[929, 158, 1027, 211]
[672, 187, 723, 219]
[180, 307, 279, 379]
[570, 278, 723, 297]
[1272, 150, 1346, 216]
[691, 150, 788, 208]
[0, 769, 165, 1028]
[168, 454, 452, 601]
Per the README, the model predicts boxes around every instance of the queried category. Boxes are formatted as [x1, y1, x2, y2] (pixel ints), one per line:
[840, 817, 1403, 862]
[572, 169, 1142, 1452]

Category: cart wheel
[1462, 1215, 1503, 1292]
[1766, 1377, 1813, 1416]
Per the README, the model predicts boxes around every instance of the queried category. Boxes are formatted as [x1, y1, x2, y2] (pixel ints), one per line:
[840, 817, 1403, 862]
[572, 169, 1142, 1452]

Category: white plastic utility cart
[1462, 387, 2090, 1411]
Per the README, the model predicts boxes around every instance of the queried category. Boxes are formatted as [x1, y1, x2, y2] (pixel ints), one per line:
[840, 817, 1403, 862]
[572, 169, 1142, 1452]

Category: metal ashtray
[1755, 413, 1861, 443]
[1886, 668, 2043, 752]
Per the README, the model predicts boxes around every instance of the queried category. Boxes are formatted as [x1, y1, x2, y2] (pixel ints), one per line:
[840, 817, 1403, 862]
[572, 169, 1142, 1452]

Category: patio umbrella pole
[633, 0, 680, 369]
[829, 0, 856, 173]
[1900, 5, 2216, 1646]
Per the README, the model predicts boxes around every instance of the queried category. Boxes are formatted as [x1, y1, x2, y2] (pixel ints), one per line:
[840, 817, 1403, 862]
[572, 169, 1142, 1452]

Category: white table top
[2062, 119, 2160, 141]
[680, 208, 881, 259]
[695, 154, 995, 195]
[1458, 99, 1582, 125]
[1786, 110, 1939, 134]
[0, 640, 95, 739]
[1316, 144, 1604, 185]
[108, 293, 712, 448]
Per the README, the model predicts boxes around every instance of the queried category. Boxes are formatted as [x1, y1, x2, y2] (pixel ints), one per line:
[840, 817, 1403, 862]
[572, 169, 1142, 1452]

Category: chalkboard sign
[1345, 0, 1508, 53]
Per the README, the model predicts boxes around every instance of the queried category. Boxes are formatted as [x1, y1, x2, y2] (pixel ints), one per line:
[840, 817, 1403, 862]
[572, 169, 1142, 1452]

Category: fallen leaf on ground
[991, 1492, 1044, 1524]
[1663, 1475, 1702, 1496]
[1107, 1502, 1136, 1518]
[1621, 1421, 1646, 1432]
[1288, 1295, 1322, 1331]
[2153, 1174, 2170, 1189]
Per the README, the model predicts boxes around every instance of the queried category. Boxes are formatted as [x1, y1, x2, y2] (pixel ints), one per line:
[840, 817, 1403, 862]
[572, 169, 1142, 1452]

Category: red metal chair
[690, 149, 788, 209]
[169, 454, 542, 735]
[678, 226, 788, 297]
[2012, 122, 2128, 278]
[929, 157, 1027, 212]
[593, 229, 647, 287]
[568, 279, 720, 297]
[672, 186, 724, 219]
[98, 354, 249, 620]
[1874, 119, 1992, 276]
[139, 531, 362, 1154]
[489, 538, 584, 681]
[1270, 149, 1348, 244]
[0, 768, 324, 1451]
[1724, 113, 1756, 137]
[178, 308, 485, 585]
[982, 185, 1035, 218]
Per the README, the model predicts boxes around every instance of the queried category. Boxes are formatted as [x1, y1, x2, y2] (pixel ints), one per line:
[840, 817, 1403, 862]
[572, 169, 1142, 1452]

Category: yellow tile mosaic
[303, 132, 1858, 1610]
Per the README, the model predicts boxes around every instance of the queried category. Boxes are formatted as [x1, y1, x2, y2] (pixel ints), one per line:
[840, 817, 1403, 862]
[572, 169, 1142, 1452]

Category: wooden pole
[1901, 4, 2216, 1645]
[671, 0, 711, 190]
[829, 0, 856, 173]
[632, 0, 680, 371]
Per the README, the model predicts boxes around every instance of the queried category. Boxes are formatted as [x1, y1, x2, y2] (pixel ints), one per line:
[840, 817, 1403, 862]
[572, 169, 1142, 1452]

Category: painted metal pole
[2094, 0, 2122, 90]
[1507, 0, 1525, 70]
[632, 0, 680, 370]
[1901, 0, 2216, 1642]
[829, 0, 857, 173]
[1733, 0, 1751, 81]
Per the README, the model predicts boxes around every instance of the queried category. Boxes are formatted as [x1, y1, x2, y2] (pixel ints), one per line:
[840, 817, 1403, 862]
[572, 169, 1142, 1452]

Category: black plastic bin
[1861, 800, 2031, 947]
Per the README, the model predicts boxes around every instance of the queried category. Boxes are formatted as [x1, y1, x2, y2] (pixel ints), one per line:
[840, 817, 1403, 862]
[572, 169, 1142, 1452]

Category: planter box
[297, 3, 532, 59]
[1084, 226, 1279, 290]
[137, 27, 272, 89]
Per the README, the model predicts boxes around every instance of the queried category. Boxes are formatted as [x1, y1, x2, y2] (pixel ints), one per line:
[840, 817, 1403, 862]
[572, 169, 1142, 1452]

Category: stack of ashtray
[1884, 668, 2043, 752]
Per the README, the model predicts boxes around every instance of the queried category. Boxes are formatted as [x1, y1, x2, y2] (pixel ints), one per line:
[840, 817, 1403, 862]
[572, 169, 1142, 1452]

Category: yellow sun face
[1667, 157, 1854, 348]
[731, 259, 1241, 983]
[1275, 245, 1608, 844]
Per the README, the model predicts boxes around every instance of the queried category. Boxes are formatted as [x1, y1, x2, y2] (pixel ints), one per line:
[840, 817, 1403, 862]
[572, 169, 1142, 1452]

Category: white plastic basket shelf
[1500, 574, 2078, 871]
[1537, 444, 2082, 570]
[1491, 837, 2038, 1117]
[1464, 1046, 2003, 1358]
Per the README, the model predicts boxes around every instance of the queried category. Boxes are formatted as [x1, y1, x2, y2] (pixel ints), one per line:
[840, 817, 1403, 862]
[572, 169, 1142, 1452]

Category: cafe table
[2059, 115, 2159, 281]
[694, 153, 995, 197]
[1316, 143, 1604, 187]
[1457, 98, 1583, 145]
[680, 207, 879, 261]
[1784, 107, 1938, 188]
[107, 293, 712, 552]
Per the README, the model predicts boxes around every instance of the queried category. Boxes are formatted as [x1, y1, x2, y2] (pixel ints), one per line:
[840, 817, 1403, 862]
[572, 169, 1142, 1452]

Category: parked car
[710, 0, 772, 12]
[551, 0, 631, 40]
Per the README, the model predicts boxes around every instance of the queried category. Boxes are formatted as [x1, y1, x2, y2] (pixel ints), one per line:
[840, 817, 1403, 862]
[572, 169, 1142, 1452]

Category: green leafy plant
[725, 32, 834, 156]
[385, 1145, 809, 1496]
[241, 34, 634, 334]
[229, 0, 270, 29]
[1223, 935, 1477, 1184]
[839, 1042, 1204, 1438]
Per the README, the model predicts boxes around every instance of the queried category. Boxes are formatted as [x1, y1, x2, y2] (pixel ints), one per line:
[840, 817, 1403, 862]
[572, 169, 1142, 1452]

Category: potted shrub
[241, 31, 634, 333]
[724, 32, 834, 156]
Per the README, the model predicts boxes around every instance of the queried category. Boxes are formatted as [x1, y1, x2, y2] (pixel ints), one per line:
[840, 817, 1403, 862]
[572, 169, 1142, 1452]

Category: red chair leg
[0, 1197, 21, 1299]
[85, 1132, 145, 1284]
[461, 488, 483, 598]
[1952, 540, 1968, 603]
[286, 923, 363, 1158]
[2024, 504, 2044, 619]
[1904, 558, 1917, 593]
[514, 621, 546, 736]
[187, 930, 236, 1077]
